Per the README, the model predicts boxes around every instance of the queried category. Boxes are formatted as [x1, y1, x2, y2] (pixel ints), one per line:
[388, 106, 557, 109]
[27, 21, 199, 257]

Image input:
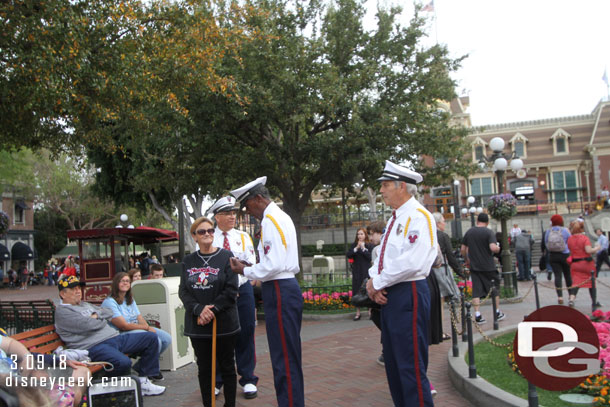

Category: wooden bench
[10, 324, 104, 375]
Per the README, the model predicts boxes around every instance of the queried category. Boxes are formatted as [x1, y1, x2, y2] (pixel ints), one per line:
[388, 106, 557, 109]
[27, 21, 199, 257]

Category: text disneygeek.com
[4, 375, 133, 389]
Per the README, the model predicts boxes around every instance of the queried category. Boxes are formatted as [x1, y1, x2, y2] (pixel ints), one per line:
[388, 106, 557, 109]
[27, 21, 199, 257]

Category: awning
[15, 200, 28, 210]
[11, 242, 35, 261]
[0, 243, 10, 260]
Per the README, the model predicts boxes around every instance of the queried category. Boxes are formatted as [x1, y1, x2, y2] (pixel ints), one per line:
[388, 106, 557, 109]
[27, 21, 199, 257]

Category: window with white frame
[471, 136, 487, 162]
[550, 128, 571, 156]
[470, 177, 494, 197]
[551, 170, 578, 202]
[510, 132, 528, 158]
[14, 204, 24, 224]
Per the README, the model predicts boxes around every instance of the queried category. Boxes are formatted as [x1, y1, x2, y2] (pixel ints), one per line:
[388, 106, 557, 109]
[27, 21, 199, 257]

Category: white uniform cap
[377, 160, 423, 184]
[206, 196, 237, 216]
[230, 176, 268, 204]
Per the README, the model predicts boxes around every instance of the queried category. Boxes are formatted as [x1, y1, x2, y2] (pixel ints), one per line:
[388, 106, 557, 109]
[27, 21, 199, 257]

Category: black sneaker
[547, 271, 552, 280]
[149, 372, 164, 381]
[475, 315, 486, 324]
[496, 311, 506, 321]
[376, 354, 385, 366]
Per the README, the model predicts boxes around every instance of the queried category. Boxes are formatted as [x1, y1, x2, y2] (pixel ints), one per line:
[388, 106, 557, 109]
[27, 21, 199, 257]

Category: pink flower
[593, 309, 605, 318]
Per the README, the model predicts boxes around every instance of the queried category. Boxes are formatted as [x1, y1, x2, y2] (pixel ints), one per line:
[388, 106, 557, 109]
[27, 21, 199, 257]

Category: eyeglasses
[195, 228, 215, 236]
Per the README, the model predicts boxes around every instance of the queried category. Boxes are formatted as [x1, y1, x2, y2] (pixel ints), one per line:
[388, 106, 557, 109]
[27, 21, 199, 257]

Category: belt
[572, 257, 593, 262]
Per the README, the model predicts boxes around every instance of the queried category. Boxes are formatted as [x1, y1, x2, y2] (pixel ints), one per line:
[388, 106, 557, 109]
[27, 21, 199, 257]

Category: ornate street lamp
[479, 137, 524, 276]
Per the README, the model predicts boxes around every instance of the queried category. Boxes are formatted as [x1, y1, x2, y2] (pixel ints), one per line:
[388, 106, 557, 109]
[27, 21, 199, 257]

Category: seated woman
[128, 268, 142, 281]
[101, 272, 171, 381]
[0, 330, 90, 406]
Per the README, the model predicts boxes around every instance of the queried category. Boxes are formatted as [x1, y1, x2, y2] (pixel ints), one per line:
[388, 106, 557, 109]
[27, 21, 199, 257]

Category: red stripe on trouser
[274, 280, 294, 407]
[411, 281, 424, 407]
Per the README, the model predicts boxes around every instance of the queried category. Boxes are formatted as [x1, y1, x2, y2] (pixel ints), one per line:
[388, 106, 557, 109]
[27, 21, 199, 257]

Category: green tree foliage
[88, 0, 474, 246]
[1, 0, 253, 152]
[33, 208, 69, 270]
[183, 0, 474, 225]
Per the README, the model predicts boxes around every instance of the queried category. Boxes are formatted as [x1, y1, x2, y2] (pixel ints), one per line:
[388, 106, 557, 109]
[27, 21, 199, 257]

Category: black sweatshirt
[178, 248, 240, 338]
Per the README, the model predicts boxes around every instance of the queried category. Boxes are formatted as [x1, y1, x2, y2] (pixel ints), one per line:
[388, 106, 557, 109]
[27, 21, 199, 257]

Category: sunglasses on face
[195, 228, 215, 236]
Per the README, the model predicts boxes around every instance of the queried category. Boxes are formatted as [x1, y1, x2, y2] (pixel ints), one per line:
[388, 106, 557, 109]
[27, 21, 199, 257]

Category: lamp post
[463, 196, 481, 227]
[452, 180, 463, 239]
[480, 137, 524, 276]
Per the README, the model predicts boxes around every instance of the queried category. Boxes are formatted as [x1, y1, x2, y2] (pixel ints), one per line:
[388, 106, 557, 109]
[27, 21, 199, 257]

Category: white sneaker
[215, 387, 221, 396]
[243, 383, 257, 399]
[139, 377, 166, 396]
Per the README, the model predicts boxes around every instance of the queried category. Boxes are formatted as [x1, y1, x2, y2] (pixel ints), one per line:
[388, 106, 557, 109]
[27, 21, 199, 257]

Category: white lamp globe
[510, 158, 524, 171]
[116, 224, 123, 228]
[467, 196, 476, 204]
[127, 224, 135, 229]
[453, 179, 460, 186]
[120, 214, 128, 222]
[469, 206, 476, 213]
[494, 157, 508, 171]
[461, 208, 468, 215]
[476, 207, 483, 213]
[490, 137, 505, 152]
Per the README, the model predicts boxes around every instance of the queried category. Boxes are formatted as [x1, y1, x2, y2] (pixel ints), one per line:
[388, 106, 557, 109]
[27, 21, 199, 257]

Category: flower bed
[457, 280, 473, 299]
[580, 310, 610, 405]
[302, 288, 354, 311]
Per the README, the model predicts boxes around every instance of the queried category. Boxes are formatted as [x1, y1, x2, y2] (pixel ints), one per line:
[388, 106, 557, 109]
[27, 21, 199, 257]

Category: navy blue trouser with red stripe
[381, 280, 433, 407]
[262, 278, 304, 407]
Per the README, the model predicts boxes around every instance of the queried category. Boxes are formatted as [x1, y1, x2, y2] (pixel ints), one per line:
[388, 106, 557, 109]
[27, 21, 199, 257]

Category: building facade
[1, 192, 36, 276]
[424, 98, 610, 217]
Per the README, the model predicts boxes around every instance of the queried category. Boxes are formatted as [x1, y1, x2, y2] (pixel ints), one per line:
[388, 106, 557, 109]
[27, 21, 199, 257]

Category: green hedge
[301, 244, 347, 257]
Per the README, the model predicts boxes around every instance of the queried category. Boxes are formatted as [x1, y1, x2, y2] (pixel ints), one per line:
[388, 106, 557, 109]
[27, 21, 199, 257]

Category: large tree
[182, 0, 474, 230]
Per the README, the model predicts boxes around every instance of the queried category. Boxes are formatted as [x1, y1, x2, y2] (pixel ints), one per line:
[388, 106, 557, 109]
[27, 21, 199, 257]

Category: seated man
[149, 264, 165, 279]
[54, 276, 165, 396]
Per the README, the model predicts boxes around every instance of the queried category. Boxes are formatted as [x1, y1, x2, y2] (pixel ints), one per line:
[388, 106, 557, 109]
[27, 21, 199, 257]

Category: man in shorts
[461, 213, 505, 324]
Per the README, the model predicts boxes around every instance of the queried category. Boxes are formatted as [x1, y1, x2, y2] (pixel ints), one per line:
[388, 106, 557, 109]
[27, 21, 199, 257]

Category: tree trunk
[365, 187, 378, 220]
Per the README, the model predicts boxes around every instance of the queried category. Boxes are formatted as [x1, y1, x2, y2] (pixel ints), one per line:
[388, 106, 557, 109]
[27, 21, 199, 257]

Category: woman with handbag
[566, 219, 600, 308]
[347, 228, 373, 321]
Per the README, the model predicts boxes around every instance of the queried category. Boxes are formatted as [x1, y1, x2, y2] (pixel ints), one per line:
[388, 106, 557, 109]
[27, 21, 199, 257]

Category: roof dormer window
[550, 128, 571, 156]
[510, 132, 528, 159]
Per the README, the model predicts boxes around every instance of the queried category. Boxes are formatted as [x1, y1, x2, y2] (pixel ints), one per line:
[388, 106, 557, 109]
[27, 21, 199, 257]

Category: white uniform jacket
[214, 227, 256, 287]
[368, 196, 438, 291]
[243, 202, 300, 282]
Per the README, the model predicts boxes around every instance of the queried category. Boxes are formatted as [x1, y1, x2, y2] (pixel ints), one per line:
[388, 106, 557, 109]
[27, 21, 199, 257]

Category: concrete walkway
[4, 270, 610, 406]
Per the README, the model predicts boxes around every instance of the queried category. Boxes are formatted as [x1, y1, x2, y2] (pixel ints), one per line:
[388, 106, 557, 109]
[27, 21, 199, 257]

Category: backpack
[547, 228, 566, 252]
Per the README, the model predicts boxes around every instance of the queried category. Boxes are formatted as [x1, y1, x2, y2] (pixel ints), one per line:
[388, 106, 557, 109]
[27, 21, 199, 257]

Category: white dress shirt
[243, 202, 300, 282]
[214, 227, 256, 287]
[369, 196, 438, 291]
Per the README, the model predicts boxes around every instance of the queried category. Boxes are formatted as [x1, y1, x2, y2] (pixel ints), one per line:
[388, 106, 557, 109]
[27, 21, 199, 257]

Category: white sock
[497, 309, 501, 314]
[475, 312, 481, 317]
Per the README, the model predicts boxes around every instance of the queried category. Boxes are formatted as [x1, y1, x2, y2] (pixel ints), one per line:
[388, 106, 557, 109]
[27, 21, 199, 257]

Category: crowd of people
[5, 166, 610, 407]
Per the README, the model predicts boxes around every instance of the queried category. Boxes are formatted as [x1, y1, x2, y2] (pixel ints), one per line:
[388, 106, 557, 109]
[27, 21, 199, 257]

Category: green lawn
[470, 332, 583, 407]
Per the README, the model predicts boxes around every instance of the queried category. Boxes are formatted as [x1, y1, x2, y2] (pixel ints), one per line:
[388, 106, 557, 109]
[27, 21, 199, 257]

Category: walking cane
[211, 317, 217, 407]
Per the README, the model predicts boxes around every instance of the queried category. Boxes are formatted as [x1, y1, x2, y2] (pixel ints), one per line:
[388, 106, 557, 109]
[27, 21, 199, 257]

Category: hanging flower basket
[486, 194, 518, 221]
[0, 211, 9, 236]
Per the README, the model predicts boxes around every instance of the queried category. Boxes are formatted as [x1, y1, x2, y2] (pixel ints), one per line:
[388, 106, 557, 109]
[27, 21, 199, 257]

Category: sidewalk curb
[447, 324, 528, 407]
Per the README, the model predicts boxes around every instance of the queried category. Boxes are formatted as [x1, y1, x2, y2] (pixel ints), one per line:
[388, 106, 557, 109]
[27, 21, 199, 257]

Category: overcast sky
[366, 0, 610, 126]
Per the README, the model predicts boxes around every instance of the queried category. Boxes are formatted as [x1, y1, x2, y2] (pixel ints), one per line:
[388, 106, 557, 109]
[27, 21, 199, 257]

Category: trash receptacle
[312, 255, 335, 283]
[132, 277, 194, 371]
